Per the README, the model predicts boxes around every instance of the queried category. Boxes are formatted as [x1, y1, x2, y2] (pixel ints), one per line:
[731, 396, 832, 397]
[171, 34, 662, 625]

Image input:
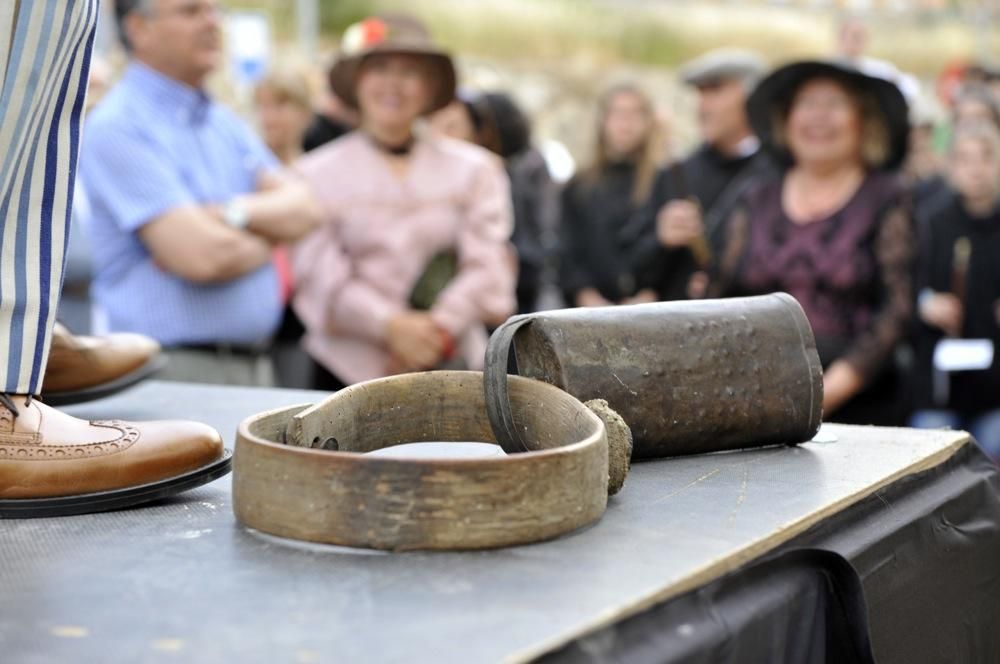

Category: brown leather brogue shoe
[0, 395, 230, 518]
[42, 323, 166, 406]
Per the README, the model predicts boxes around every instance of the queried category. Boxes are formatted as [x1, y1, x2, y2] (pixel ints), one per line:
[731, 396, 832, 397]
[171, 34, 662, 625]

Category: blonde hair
[587, 83, 660, 206]
[255, 64, 313, 112]
[770, 75, 891, 170]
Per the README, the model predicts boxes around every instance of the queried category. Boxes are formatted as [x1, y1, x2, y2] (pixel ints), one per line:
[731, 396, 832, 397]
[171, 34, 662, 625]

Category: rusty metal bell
[485, 293, 823, 458]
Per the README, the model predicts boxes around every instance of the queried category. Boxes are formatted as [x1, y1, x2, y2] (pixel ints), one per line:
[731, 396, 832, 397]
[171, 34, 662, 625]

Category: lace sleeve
[707, 203, 750, 299]
[841, 202, 915, 381]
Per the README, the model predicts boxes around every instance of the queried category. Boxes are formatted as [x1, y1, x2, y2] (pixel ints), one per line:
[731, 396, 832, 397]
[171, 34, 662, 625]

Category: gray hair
[115, 0, 156, 52]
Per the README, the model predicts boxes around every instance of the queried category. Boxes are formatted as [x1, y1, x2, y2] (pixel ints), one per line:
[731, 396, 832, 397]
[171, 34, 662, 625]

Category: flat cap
[680, 48, 767, 87]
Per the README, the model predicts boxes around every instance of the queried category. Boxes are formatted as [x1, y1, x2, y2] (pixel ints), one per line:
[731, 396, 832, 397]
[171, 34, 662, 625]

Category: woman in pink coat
[293, 14, 517, 389]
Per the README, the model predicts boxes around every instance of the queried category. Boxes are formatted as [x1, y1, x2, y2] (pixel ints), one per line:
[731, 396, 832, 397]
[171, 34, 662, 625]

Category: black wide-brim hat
[747, 59, 911, 170]
[329, 14, 457, 115]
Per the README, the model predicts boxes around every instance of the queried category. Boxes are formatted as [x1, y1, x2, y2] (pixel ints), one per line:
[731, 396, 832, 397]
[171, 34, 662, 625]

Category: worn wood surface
[233, 371, 610, 551]
[2, 382, 984, 664]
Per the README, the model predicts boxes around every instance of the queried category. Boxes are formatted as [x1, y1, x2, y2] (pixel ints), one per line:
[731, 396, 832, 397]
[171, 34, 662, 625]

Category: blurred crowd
[68, 2, 1000, 457]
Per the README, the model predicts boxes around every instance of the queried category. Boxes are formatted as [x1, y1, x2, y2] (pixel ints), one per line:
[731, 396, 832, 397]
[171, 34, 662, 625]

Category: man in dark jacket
[631, 49, 774, 300]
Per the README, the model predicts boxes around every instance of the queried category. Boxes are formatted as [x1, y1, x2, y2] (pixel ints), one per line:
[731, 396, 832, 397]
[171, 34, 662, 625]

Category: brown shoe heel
[0, 449, 232, 518]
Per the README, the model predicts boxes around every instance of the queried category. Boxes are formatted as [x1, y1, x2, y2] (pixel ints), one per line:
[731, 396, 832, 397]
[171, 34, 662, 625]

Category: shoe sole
[42, 354, 168, 406]
[0, 449, 232, 518]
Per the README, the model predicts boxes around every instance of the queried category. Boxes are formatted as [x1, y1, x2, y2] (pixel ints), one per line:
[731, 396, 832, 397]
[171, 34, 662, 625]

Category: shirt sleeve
[291, 221, 403, 343]
[628, 171, 700, 300]
[430, 156, 517, 337]
[81, 122, 197, 233]
[707, 201, 752, 299]
[841, 201, 915, 381]
[231, 115, 281, 180]
[557, 179, 593, 302]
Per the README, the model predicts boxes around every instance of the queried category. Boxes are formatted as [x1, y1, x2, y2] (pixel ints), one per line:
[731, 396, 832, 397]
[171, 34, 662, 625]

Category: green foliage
[233, 0, 996, 74]
[355, 0, 696, 67]
[318, 0, 375, 35]
[615, 19, 689, 66]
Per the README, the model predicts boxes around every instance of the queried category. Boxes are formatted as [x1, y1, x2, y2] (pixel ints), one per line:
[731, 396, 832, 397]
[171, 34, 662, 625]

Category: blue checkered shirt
[81, 62, 282, 346]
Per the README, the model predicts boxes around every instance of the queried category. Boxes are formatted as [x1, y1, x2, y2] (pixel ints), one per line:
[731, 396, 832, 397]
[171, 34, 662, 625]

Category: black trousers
[311, 359, 347, 392]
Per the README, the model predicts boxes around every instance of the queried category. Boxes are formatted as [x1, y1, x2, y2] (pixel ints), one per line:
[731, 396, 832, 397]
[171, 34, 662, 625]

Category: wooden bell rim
[233, 371, 610, 551]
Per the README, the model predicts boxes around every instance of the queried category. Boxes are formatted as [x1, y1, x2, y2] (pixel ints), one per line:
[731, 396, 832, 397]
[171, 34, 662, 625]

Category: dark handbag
[408, 249, 458, 311]
[406, 249, 466, 369]
[485, 293, 823, 457]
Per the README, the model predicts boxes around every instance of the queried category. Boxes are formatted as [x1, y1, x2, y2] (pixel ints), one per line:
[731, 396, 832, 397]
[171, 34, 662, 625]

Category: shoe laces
[0, 393, 32, 419]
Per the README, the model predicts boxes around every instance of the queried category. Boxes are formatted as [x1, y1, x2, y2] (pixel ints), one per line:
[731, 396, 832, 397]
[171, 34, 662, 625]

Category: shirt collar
[124, 60, 213, 125]
[704, 136, 761, 163]
[733, 136, 761, 158]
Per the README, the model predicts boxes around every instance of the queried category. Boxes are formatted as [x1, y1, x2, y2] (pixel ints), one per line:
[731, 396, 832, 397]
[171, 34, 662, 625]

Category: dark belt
[169, 343, 269, 358]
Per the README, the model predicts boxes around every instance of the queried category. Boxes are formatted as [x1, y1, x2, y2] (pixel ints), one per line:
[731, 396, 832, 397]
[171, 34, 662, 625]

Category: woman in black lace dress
[711, 61, 914, 425]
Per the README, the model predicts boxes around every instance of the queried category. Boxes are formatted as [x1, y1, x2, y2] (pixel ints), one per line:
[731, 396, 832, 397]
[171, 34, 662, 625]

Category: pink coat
[292, 132, 517, 384]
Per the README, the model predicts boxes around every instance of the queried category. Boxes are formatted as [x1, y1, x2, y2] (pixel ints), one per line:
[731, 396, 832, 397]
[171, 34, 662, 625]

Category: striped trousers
[0, 0, 98, 394]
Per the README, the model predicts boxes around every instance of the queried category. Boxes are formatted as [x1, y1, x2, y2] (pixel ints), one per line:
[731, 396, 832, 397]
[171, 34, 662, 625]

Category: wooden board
[0, 382, 974, 663]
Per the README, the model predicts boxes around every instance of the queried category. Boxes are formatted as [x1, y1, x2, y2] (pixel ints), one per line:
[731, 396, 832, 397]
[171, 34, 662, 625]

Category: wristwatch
[222, 201, 250, 230]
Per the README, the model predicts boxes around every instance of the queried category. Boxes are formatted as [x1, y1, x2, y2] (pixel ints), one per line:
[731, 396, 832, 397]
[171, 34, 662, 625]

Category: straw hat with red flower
[329, 14, 457, 115]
